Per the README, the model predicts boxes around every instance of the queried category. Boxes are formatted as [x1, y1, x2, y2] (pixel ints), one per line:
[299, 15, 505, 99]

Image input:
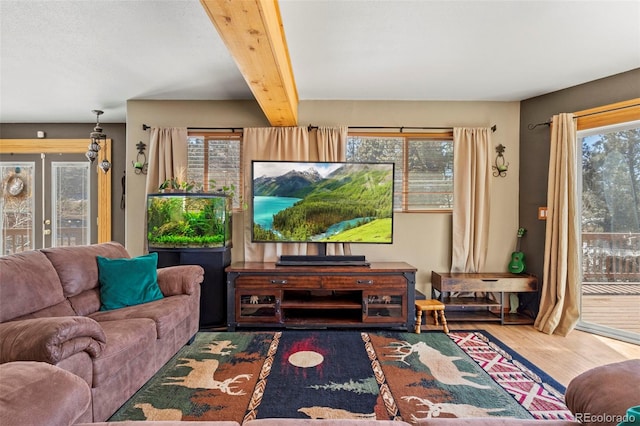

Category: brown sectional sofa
[0, 242, 204, 423]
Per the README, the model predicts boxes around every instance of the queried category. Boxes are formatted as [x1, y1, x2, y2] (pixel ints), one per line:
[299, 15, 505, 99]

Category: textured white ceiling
[280, 0, 640, 101]
[1, 0, 639, 123]
[0, 0, 252, 123]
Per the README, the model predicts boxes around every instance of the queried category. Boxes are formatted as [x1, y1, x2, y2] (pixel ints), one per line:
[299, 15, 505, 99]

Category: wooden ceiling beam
[200, 0, 298, 126]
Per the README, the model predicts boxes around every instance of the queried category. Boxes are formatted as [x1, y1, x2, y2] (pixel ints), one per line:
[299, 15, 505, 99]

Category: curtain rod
[188, 127, 242, 132]
[527, 121, 551, 130]
[142, 123, 498, 133]
[527, 101, 640, 130]
[142, 124, 242, 132]
[309, 125, 497, 132]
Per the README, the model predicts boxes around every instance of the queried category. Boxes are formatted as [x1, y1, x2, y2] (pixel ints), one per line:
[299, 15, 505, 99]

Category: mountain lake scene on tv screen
[252, 162, 393, 243]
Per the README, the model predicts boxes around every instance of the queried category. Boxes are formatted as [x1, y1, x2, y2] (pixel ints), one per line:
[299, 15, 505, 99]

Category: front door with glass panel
[1, 153, 96, 255]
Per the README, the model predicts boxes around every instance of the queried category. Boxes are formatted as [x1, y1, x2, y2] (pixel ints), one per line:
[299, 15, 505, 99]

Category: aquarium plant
[147, 180, 232, 248]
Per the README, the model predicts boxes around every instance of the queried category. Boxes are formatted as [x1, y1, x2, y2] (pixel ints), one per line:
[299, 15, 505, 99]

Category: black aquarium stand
[152, 247, 231, 328]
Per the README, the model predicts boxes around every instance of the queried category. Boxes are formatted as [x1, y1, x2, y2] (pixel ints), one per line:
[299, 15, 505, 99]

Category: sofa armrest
[565, 359, 640, 426]
[156, 265, 204, 296]
[0, 361, 92, 426]
[0, 316, 106, 364]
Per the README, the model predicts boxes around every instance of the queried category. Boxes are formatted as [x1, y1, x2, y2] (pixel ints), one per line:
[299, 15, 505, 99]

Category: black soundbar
[276, 255, 369, 267]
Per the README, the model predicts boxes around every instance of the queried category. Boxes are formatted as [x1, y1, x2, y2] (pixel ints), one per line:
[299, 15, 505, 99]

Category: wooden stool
[415, 299, 449, 333]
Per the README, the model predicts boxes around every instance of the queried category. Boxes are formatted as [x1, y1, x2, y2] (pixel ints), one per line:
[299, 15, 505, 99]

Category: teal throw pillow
[618, 406, 640, 426]
[97, 252, 164, 311]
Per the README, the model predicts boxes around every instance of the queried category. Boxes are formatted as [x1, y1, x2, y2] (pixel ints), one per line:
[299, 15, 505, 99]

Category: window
[185, 132, 453, 213]
[52, 162, 91, 246]
[186, 133, 242, 209]
[346, 134, 453, 212]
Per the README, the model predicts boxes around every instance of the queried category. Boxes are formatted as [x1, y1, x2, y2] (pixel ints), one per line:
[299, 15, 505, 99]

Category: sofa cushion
[41, 241, 130, 297]
[90, 294, 193, 339]
[10, 298, 76, 321]
[85, 422, 240, 426]
[41, 242, 130, 315]
[92, 318, 157, 387]
[0, 361, 91, 426]
[565, 359, 640, 426]
[68, 287, 102, 317]
[97, 253, 164, 311]
[0, 250, 72, 322]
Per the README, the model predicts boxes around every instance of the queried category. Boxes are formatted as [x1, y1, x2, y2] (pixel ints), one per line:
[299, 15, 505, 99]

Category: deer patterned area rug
[109, 330, 574, 423]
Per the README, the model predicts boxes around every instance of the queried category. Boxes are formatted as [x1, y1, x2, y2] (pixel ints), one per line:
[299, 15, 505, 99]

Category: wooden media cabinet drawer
[431, 272, 538, 325]
[321, 275, 406, 288]
[432, 272, 536, 292]
[235, 275, 321, 288]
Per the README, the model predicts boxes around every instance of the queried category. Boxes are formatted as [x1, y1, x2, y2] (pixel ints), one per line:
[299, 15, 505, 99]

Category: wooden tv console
[225, 262, 417, 331]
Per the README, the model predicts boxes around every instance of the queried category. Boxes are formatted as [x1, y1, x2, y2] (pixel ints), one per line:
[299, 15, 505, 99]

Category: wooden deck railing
[582, 232, 640, 283]
[581, 231, 640, 334]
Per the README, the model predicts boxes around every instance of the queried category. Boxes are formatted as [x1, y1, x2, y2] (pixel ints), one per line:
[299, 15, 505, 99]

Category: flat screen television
[251, 161, 394, 246]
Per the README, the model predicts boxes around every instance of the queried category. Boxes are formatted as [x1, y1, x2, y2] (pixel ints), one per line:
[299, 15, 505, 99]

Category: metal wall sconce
[132, 141, 148, 175]
[86, 109, 111, 173]
[492, 144, 509, 177]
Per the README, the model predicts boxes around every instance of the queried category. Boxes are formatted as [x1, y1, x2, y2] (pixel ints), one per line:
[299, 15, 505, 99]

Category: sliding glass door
[578, 120, 640, 343]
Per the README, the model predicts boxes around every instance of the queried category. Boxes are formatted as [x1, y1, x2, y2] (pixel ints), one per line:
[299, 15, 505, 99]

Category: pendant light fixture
[86, 109, 111, 173]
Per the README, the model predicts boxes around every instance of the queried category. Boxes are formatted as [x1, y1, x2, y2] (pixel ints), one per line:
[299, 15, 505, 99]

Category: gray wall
[518, 68, 640, 313]
[0, 122, 127, 244]
[127, 99, 521, 298]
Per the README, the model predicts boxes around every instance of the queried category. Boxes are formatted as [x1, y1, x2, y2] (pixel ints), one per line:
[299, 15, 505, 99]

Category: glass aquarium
[147, 192, 231, 249]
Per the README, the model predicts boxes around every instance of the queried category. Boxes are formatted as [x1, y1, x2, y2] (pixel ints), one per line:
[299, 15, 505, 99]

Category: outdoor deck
[581, 232, 639, 335]
[581, 291, 640, 334]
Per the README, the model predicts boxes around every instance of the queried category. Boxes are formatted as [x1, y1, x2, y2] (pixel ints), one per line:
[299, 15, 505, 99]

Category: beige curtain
[535, 113, 580, 336]
[242, 126, 309, 262]
[145, 127, 189, 194]
[312, 126, 347, 162]
[451, 128, 493, 273]
[311, 126, 350, 256]
[242, 126, 348, 262]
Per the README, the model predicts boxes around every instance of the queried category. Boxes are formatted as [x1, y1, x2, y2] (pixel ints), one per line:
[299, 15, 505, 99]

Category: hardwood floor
[421, 322, 640, 386]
